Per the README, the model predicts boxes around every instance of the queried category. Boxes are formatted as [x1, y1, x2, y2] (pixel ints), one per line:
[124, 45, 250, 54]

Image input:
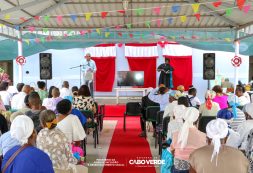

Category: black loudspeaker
[203, 53, 215, 80]
[39, 53, 52, 80]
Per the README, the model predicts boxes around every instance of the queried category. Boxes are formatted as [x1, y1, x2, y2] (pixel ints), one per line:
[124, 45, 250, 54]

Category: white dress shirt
[60, 88, 72, 98]
[148, 88, 170, 111]
[0, 91, 12, 106]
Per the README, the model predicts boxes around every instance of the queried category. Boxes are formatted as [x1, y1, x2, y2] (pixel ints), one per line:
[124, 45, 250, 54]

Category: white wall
[16, 45, 249, 102]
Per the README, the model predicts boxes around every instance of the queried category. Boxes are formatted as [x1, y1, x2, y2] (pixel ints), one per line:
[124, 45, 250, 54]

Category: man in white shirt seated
[236, 85, 250, 106]
[60, 81, 72, 98]
[11, 85, 31, 110]
[148, 85, 170, 111]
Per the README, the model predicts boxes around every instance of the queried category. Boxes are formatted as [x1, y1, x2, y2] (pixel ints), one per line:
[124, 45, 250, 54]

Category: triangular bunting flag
[224, 38, 231, 42]
[194, 13, 201, 21]
[56, 16, 63, 24]
[20, 17, 27, 22]
[40, 38, 45, 43]
[118, 32, 123, 37]
[167, 18, 173, 24]
[212, 1, 222, 7]
[117, 10, 125, 14]
[96, 28, 101, 35]
[153, 7, 161, 15]
[44, 15, 50, 21]
[243, 4, 251, 13]
[226, 8, 232, 16]
[126, 23, 132, 29]
[180, 16, 187, 23]
[136, 8, 144, 16]
[35, 38, 40, 43]
[79, 30, 87, 35]
[115, 25, 121, 30]
[237, 0, 245, 10]
[24, 39, 30, 45]
[42, 28, 49, 33]
[192, 4, 200, 13]
[14, 25, 20, 30]
[85, 13, 92, 21]
[129, 33, 133, 38]
[145, 21, 151, 28]
[105, 32, 110, 38]
[4, 14, 10, 20]
[34, 16, 40, 21]
[46, 35, 52, 41]
[172, 5, 180, 13]
[70, 15, 77, 22]
[28, 26, 35, 32]
[101, 12, 108, 19]
[156, 19, 162, 27]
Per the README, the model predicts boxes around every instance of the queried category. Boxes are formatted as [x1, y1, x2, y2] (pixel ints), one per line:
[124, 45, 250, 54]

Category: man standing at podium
[81, 53, 97, 97]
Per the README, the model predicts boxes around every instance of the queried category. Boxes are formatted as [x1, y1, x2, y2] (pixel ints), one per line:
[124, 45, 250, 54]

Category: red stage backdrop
[163, 43, 193, 90]
[85, 44, 116, 92]
[125, 43, 158, 88]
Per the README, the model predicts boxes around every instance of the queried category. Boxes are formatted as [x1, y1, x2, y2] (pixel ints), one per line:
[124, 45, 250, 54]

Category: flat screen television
[117, 71, 144, 86]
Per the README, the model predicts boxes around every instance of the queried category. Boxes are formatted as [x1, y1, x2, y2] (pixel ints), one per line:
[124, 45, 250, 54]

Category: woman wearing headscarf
[37, 110, 88, 173]
[163, 90, 184, 118]
[189, 119, 249, 173]
[170, 107, 206, 173]
[166, 105, 185, 140]
[217, 109, 240, 148]
[237, 103, 253, 151]
[1, 115, 54, 173]
[199, 90, 220, 116]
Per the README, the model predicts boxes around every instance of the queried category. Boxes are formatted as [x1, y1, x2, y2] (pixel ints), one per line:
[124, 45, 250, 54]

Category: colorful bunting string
[192, 4, 200, 13]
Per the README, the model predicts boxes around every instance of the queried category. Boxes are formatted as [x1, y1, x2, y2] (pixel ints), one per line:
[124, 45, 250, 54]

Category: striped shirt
[229, 108, 246, 132]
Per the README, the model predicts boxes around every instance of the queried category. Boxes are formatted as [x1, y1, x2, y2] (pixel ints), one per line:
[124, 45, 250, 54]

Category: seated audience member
[25, 92, 43, 132]
[163, 91, 183, 118]
[189, 119, 249, 173]
[43, 87, 63, 112]
[221, 78, 234, 91]
[2, 115, 54, 173]
[37, 110, 88, 173]
[227, 94, 246, 131]
[212, 85, 228, 109]
[187, 86, 201, 108]
[0, 96, 6, 112]
[217, 109, 240, 148]
[177, 85, 185, 93]
[237, 103, 253, 151]
[148, 85, 170, 111]
[167, 105, 185, 140]
[56, 99, 86, 143]
[170, 107, 206, 172]
[0, 113, 8, 135]
[42, 86, 55, 108]
[47, 86, 56, 99]
[11, 85, 30, 110]
[246, 128, 253, 173]
[60, 81, 72, 98]
[72, 85, 96, 113]
[0, 112, 23, 156]
[72, 86, 79, 96]
[18, 95, 31, 114]
[16, 83, 25, 93]
[236, 85, 250, 106]
[139, 91, 160, 137]
[37, 81, 48, 102]
[71, 108, 87, 126]
[199, 90, 220, 116]
[0, 82, 12, 106]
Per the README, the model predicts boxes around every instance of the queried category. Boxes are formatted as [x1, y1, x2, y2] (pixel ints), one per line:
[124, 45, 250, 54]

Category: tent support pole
[17, 31, 23, 83]
[234, 31, 240, 93]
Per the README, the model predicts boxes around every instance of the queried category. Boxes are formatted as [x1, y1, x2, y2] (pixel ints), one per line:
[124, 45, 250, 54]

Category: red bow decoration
[118, 43, 123, 47]
[231, 56, 242, 67]
[157, 41, 167, 48]
[16, 56, 26, 65]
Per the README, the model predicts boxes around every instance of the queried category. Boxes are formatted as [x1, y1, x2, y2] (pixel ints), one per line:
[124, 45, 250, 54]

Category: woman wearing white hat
[170, 107, 206, 172]
[189, 118, 249, 173]
[1, 115, 54, 173]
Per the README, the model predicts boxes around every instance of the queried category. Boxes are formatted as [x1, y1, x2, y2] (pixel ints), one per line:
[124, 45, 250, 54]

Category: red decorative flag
[20, 17, 27, 22]
[118, 43, 123, 47]
[243, 4, 251, 13]
[101, 12, 108, 19]
[156, 19, 162, 27]
[118, 32, 122, 37]
[28, 26, 35, 32]
[46, 35, 52, 41]
[153, 7, 161, 15]
[194, 13, 201, 21]
[79, 30, 87, 35]
[212, 0, 222, 7]
[35, 38, 40, 43]
[129, 33, 133, 38]
[56, 16, 63, 24]
[34, 16, 40, 21]
[117, 10, 125, 14]
[115, 25, 121, 30]
[237, 0, 246, 10]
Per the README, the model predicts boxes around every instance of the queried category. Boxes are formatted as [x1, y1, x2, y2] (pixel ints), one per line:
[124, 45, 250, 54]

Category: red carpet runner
[104, 105, 126, 117]
[102, 117, 156, 173]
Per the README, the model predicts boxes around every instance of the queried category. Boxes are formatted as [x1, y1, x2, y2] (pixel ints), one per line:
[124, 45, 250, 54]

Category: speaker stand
[207, 80, 211, 90]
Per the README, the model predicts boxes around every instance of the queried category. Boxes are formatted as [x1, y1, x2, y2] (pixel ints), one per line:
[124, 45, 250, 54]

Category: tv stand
[114, 87, 149, 104]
